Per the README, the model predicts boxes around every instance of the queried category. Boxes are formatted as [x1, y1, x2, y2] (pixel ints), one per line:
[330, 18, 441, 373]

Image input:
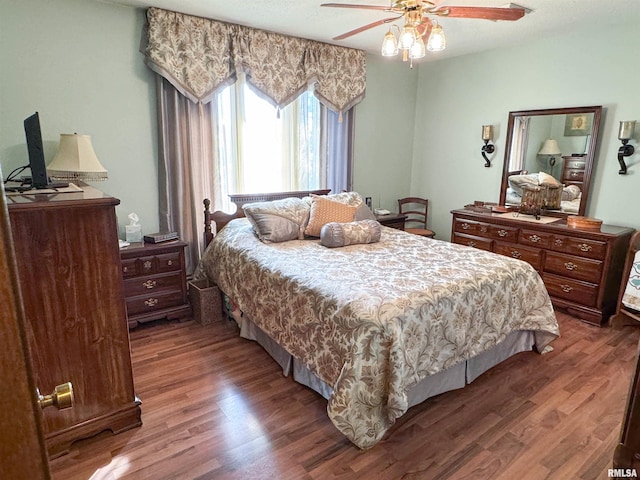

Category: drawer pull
[571, 171, 579, 178]
[554, 239, 563, 247]
[528, 234, 541, 243]
[578, 243, 592, 252]
[144, 298, 158, 307]
[564, 262, 578, 271]
[142, 280, 156, 289]
[511, 250, 521, 259]
[122, 266, 129, 273]
[497, 229, 508, 237]
[480, 226, 488, 234]
[467, 241, 476, 248]
[461, 222, 471, 230]
[560, 284, 573, 293]
[143, 260, 153, 272]
[167, 260, 173, 266]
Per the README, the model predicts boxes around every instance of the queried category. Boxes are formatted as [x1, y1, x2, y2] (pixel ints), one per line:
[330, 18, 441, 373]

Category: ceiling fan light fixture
[398, 24, 416, 50]
[410, 35, 426, 59]
[381, 29, 399, 56]
[427, 23, 446, 51]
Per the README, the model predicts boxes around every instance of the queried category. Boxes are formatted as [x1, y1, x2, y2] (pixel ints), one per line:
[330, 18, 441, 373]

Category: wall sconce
[481, 125, 495, 167]
[617, 120, 636, 175]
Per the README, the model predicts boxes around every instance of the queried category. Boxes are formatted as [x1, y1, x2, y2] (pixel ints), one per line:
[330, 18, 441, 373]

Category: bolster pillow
[320, 219, 381, 248]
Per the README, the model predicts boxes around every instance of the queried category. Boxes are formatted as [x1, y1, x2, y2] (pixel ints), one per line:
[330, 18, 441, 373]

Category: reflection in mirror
[499, 106, 602, 217]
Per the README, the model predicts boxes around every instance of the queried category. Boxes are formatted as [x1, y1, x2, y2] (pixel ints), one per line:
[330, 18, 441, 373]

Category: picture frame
[564, 113, 592, 136]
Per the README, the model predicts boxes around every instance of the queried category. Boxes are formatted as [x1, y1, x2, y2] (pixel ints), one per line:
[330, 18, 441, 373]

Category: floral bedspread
[196, 219, 559, 449]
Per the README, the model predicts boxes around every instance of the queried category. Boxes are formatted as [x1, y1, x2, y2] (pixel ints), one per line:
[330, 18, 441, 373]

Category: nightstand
[120, 240, 191, 329]
[376, 213, 407, 230]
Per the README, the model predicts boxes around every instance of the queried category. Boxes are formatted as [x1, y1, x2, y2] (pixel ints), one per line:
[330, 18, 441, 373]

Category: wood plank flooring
[49, 312, 639, 480]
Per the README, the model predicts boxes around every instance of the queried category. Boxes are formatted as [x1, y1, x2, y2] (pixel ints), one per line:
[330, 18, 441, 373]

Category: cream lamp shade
[538, 139, 561, 156]
[48, 133, 108, 181]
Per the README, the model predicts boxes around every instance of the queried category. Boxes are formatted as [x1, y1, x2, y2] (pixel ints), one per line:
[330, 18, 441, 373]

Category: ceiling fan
[321, 1, 526, 65]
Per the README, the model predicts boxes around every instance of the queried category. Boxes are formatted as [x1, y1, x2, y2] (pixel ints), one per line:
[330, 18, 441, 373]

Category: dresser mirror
[498, 105, 603, 216]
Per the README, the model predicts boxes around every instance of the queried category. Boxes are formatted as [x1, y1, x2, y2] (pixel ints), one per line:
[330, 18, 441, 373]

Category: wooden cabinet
[451, 209, 634, 326]
[120, 241, 191, 329]
[376, 213, 406, 230]
[6, 185, 141, 458]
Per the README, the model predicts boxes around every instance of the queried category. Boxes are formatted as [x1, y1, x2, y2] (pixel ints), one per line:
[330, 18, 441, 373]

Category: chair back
[398, 197, 429, 230]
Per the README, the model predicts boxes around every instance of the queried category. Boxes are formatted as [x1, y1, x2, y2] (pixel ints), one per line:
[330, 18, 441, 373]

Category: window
[214, 75, 321, 212]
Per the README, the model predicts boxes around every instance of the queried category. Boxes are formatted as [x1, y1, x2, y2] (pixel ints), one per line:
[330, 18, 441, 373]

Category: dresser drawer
[564, 159, 586, 170]
[486, 224, 518, 242]
[494, 242, 542, 270]
[453, 218, 480, 235]
[453, 233, 493, 251]
[124, 272, 183, 297]
[542, 273, 598, 307]
[543, 252, 602, 283]
[549, 235, 607, 260]
[121, 258, 138, 278]
[519, 229, 553, 249]
[563, 169, 584, 182]
[125, 290, 186, 316]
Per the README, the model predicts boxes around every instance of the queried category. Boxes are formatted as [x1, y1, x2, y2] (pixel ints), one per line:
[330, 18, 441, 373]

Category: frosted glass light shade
[48, 133, 108, 181]
[410, 36, 426, 59]
[381, 30, 399, 56]
[398, 25, 416, 50]
[538, 139, 561, 156]
[427, 24, 446, 52]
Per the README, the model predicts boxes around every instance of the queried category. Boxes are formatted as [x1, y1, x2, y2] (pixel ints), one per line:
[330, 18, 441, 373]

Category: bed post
[204, 199, 214, 247]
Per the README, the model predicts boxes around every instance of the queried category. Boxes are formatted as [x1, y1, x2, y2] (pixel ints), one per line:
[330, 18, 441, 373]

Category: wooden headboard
[203, 189, 331, 246]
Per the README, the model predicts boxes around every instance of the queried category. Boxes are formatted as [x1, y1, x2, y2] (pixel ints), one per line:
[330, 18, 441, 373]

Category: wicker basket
[188, 279, 222, 325]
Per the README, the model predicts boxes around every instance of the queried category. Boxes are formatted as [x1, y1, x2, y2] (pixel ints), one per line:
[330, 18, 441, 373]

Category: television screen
[23, 112, 49, 188]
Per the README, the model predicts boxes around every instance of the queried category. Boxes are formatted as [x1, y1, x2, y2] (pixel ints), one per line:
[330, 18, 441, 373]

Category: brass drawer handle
[167, 260, 174, 266]
[143, 260, 153, 272]
[571, 171, 579, 178]
[564, 262, 578, 271]
[122, 266, 129, 273]
[142, 280, 157, 289]
[578, 243, 592, 252]
[480, 226, 488, 233]
[461, 222, 471, 230]
[467, 241, 476, 248]
[497, 229, 508, 237]
[554, 239, 563, 247]
[528, 234, 541, 243]
[511, 250, 521, 259]
[144, 298, 158, 307]
[560, 284, 573, 293]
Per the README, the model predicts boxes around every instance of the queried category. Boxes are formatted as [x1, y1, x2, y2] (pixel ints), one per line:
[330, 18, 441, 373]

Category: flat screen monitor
[23, 112, 49, 188]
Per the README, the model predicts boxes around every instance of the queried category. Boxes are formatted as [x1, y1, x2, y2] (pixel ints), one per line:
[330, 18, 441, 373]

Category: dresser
[120, 241, 191, 329]
[451, 209, 634, 325]
[6, 186, 141, 458]
[561, 155, 586, 189]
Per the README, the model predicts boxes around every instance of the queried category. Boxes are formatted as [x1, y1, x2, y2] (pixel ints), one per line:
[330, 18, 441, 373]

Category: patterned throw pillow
[320, 219, 381, 248]
[304, 196, 357, 237]
[244, 197, 311, 242]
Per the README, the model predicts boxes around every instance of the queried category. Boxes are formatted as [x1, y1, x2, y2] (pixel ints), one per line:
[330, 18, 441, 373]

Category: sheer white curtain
[510, 116, 531, 173]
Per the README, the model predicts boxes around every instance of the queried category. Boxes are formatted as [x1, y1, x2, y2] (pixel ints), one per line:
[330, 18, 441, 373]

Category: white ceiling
[99, 0, 640, 62]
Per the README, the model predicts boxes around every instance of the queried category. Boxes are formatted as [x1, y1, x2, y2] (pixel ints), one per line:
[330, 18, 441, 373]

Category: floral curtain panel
[142, 7, 366, 116]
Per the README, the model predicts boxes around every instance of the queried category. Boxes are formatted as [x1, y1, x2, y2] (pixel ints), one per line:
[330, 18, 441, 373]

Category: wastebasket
[188, 279, 222, 325]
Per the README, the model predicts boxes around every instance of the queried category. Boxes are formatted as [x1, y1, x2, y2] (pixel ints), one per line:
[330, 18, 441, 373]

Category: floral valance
[141, 7, 366, 115]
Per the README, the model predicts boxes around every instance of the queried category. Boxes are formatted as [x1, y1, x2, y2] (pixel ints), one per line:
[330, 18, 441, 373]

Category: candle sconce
[481, 125, 495, 167]
[618, 120, 636, 175]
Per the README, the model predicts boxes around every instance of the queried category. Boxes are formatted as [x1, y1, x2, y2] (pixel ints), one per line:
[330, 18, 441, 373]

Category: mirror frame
[499, 105, 603, 217]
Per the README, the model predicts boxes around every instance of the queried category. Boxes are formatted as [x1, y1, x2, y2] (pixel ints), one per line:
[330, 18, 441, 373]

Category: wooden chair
[398, 197, 435, 238]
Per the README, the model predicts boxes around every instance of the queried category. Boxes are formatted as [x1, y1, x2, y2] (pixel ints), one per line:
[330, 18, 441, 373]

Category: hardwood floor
[49, 312, 639, 480]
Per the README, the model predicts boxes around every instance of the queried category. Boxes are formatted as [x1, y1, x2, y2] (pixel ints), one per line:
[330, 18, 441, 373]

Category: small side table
[376, 213, 406, 230]
[120, 240, 192, 329]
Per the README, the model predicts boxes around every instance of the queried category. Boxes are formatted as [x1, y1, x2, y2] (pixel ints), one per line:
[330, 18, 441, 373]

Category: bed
[194, 190, 559, 449]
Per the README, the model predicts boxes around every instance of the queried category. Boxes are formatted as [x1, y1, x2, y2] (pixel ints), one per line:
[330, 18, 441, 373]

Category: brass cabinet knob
[37, 382, 74, 411]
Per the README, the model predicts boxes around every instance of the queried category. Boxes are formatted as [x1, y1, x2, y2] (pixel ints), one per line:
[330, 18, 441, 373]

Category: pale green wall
[353, 56, 417, 211]
[0, 0, 158, 238]
[413, 23, 640, 240]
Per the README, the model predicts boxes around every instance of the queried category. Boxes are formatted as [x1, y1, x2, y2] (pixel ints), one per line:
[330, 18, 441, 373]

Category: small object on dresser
[567, 216, 603, 230]
[143, 231, 179, 243]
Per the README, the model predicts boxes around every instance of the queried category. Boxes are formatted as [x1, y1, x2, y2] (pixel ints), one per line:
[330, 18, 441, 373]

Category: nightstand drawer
[125, 290, 186, 316]
[121, 258, 138, 278]
[124, 272, 183, 297]
[157, 252, 182, 272]
[544, 252, 602, 283]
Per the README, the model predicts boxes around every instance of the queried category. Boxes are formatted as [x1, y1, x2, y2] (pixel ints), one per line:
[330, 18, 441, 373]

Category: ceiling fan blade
[333, 16, 401, 40]
[321, 3, 390, 11]
[435, 6, 525, 21]
[416, 18, 433, 38]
